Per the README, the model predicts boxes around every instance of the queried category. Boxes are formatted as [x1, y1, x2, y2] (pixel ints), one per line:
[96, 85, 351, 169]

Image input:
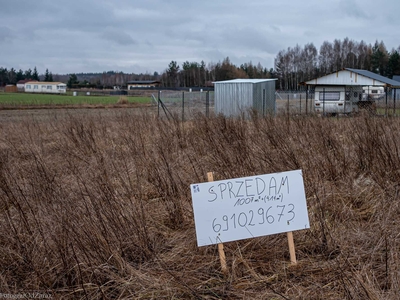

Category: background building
[25, 81, 67, 94]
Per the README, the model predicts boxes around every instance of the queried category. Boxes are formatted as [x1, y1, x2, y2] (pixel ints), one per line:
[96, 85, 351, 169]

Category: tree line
[2, 38, 400, 90]
[64, 60, 272, 90]
[161, 38, 400, 90]
[0, 67, 54, 86]
[160, 58, 274, 88]
[274, 38, 400, 90]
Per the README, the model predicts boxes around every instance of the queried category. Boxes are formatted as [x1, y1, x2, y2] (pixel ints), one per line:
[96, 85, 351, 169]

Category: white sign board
[190, 169, 310, 247]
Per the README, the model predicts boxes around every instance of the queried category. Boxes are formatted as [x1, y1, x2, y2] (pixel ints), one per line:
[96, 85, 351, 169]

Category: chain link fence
[153, 88, 400, 120]
[156, 90, 214, 120]
[374, 87, 400, 116]
[155, 90, 315, 119]
[275, 88, 400, 116]
[3, 86, 399, 117]
[275, 91, 314, 115]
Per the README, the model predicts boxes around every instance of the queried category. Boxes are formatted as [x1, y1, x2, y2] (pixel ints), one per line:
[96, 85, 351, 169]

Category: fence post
[287, 94, 290, 114]
[394, 89, 397, 117]
[300, 94, 302, 114]
[182, 91, 185, 122]
[206, 91, 209, 118]
[306, 89, 308, 114]
[385, 87, 388, 117]
[158, 90, 161, 118]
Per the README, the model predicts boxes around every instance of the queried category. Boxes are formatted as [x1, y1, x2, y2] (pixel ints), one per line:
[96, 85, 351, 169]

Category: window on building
[34, 85, 38, 89]
[47, 86, 52, 90]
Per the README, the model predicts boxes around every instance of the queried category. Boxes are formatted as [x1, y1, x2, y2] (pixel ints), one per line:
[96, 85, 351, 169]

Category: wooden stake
[207, 172, 228, 274]
[218, 243, 227, 273]
[287, 231, 297, 264]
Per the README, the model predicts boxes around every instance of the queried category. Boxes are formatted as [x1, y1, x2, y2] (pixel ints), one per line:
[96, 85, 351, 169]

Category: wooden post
[287, 231, 297, 264]
[207, 172, 228, 274]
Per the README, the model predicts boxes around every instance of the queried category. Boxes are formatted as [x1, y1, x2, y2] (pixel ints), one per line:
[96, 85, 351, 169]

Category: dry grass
[0, 110, 400, 299]
[117, 96, 129, 104]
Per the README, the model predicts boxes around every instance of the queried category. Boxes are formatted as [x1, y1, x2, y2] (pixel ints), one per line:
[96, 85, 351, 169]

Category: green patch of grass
[0, 93, 151, 106]
[376, 107, 400, 116]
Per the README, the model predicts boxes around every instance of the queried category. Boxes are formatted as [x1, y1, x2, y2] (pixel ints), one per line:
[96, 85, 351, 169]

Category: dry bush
[117, 96, 129, 104]
[0, 110, 400, 299]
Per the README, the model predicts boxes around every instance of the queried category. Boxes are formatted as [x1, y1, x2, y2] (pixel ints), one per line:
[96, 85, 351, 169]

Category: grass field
[1, 110, 400, 299]
[0, 92, 151, 107]
[376, 107, 400, 116]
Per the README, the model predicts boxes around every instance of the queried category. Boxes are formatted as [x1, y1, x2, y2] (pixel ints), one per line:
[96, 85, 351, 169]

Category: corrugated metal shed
[302, 68, 400, 88]
[214, 79, 277, 117]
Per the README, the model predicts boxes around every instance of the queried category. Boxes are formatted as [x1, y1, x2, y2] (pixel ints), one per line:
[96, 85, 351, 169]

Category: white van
[362, 86, 385, 100]
[314, 86, 362, 115]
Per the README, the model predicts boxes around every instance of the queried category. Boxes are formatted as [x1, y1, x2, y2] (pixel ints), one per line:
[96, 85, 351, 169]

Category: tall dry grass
[0, 110, 400, 299]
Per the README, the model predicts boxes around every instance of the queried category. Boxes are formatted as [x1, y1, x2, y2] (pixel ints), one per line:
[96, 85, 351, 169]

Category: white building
[127, 80, 160, 89]
[25, 81, 67, 94]
[17, 79, 35, 91]
[301, 68, 400, 115]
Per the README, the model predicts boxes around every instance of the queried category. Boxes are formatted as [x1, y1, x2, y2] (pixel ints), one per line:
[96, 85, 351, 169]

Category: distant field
[0, 92, 152, 106]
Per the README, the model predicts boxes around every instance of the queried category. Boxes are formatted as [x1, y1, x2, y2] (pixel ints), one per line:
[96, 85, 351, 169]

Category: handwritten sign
[190, 169, 310, 247]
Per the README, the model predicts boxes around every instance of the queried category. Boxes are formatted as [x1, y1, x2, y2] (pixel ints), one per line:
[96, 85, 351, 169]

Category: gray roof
[214, 78, 277, 84]
[126, 80, 160, 84]
[393, 75, 400, 83]
[346, 68, 400, 87]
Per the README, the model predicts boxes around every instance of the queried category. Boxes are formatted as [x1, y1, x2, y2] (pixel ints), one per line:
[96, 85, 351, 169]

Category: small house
[17, 79, 35, 91]
[25, 81, 67, 94]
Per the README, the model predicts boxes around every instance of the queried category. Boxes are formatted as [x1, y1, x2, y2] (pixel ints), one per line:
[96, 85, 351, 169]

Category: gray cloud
[0, 0, 399, 75]
[0, 26, 15, 42]
[100, 28, 137, 46]
[338, 0, 369, 19]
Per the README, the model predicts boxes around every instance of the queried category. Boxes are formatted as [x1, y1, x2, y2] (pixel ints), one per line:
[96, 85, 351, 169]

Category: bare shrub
[0, 110, 400, 299]
[117, 96, 129, 104]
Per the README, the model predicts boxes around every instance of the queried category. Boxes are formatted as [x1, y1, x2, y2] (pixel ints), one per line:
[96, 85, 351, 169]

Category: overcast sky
[1, 0, 399, 75]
